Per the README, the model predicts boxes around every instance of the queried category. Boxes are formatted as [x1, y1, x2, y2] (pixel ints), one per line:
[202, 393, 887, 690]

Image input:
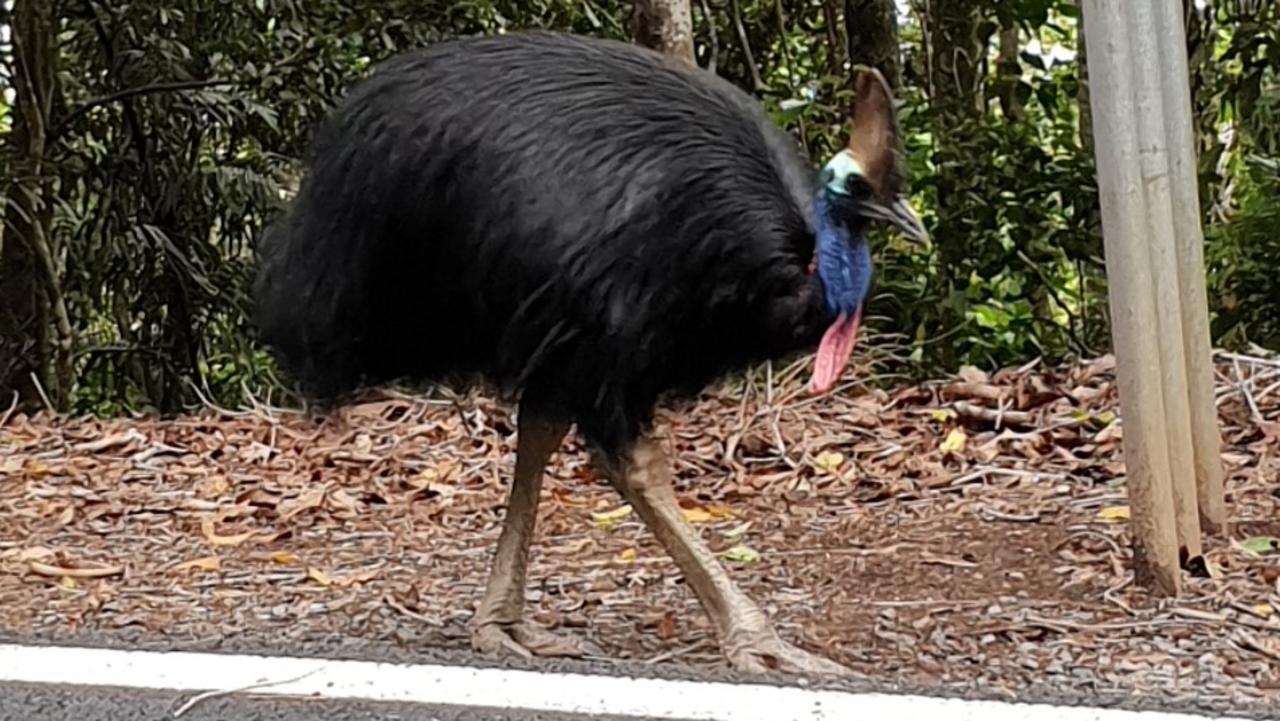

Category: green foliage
[1, 0, 1278, 415]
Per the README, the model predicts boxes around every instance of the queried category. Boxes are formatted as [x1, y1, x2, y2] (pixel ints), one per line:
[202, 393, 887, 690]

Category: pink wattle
[810, 308, 862, 395]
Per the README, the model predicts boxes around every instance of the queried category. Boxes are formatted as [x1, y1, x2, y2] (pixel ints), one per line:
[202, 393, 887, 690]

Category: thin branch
[697, 0, 719, 73]
[728, 0, 766, 91]
[53, 79, 242, 139]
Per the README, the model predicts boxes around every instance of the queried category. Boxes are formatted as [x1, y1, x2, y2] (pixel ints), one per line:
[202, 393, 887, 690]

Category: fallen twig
[28, 561, 125, 579]
[171, 668, 321, 718]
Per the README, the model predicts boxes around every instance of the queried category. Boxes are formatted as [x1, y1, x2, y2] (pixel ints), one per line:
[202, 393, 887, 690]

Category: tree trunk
[924, 0, 995, 368]
[3, 0, 68, 410]
[997, 26, 1025, 122]
[1076, 0, 1094, 156]
[633, 0, 696, 65]
[845, 0, 900, 90]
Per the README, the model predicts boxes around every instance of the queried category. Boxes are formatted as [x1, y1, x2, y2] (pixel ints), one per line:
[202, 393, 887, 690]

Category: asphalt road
[0, 634, 1275, 721]
[0, 682, 681, 721]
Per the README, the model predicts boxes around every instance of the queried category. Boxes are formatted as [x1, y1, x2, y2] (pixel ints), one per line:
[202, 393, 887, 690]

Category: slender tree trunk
[924, 0, 995, 368]
[845, 0, 900, 90]
[820, 0, 847, 79]
[996, 26, 1024, 122]
[1076, 0, 1094, 157]
[633, 0, 696, 65]
[4, 0, 69, 410]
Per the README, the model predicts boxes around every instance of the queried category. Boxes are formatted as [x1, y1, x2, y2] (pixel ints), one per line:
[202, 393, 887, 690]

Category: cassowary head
[810, 67, 928, 395]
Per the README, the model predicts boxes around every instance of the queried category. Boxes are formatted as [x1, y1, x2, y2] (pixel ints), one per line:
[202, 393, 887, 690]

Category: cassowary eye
[844, 174, 873, 199]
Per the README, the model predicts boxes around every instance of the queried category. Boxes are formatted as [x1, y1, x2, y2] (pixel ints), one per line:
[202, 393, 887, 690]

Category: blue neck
[813, 191, 872, 320]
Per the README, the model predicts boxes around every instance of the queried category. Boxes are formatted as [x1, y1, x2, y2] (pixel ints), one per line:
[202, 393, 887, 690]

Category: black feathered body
[254, 31, 831, 453]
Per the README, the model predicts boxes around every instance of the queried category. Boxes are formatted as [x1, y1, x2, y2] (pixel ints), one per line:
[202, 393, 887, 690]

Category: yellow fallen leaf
[616, 548, 637, 562]
[407, 464, 457, 492]
[591, 505, 633, 529]
[814, 451, 845, 473]
[25, 461, 50, 476]
[57, 576, 78, 591]
[1097, 505, 1131, 522]
[410, 467, 442, 489]
[682, 507, 713, 523]
[723, 545, 760, 564]
[707, 505, 739, 519]
[307, 567, 377, 588]
[930, 408, 957, 423]
[1252, 603, 1274, 619]
[173, 556, 221, 573]
[270, 551, 300, 565]
[940, 428, 967, 454]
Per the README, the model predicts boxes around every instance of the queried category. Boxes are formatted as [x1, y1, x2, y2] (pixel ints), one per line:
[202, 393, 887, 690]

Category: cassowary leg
[470, 411, 590, 659]
[597, 436, 850, 676]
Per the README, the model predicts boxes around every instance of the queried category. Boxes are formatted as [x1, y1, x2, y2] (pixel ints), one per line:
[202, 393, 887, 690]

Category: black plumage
[255, 31, 838, 454]
[254, 30, 926, 673]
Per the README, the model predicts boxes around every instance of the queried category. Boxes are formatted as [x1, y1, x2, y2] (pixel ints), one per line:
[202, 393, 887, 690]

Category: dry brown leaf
[4, 546, 57, 562]
[270, 551, 300, 565]
[681, 507, 713, 523]
[328, 487, 362, 514]
[278, 487, 327, 521]
[200, 517, 272, 547]
[656, 610, 678, 640]
[307, 567, 378, 588]
[551, 487, 590, 508]
[173, 556, 221, 573]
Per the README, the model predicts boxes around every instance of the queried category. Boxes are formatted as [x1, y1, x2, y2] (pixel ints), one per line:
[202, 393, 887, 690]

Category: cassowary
[254, 31, 926, 675]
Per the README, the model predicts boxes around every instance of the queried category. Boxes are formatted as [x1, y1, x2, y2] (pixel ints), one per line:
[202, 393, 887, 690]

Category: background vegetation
[1, 0, 1277, 416]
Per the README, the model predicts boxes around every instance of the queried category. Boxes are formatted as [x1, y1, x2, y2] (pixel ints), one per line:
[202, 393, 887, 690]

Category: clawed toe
[726, 631, 851, 677]
[472, 621, 597, 659]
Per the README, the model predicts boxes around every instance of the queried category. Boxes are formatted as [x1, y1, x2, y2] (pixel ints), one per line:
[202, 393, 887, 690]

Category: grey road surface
[0, 682, 684, 721]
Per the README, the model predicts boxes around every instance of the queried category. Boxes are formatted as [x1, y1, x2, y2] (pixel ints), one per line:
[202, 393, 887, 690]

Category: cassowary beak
[860, 196, 929, 245]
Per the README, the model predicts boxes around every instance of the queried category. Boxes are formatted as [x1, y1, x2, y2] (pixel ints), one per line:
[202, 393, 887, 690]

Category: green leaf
[723, 545, 760, 564]
[1239, 537, 1280, 556]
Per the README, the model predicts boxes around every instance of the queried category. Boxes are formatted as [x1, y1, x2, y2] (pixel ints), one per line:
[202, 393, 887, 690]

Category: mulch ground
[1, 350, 1278, 710]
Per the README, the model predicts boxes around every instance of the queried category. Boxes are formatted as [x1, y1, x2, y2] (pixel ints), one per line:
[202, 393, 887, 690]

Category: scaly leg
[596, 436, 850, 676]
[471, 409, 589, 658]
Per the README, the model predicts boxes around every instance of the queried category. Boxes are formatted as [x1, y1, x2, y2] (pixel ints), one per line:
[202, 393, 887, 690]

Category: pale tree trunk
[3, 0, 70, 410]
[633, 0, 696, 66]
[845, 0, 900, 90]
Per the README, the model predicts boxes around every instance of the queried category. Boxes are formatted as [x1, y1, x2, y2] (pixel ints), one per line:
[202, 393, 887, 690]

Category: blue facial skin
[814, 161, 872, 321]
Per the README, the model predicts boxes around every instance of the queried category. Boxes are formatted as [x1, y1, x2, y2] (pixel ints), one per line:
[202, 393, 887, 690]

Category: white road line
[0, 643, 1253, 721]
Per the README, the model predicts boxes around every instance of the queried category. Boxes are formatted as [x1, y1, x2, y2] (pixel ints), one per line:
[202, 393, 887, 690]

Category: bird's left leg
[595, 435, 850, 676]
[470, 410, 591, 658]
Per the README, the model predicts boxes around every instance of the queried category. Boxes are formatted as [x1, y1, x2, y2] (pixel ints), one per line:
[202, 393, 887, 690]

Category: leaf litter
[0, 349, 1278, 707]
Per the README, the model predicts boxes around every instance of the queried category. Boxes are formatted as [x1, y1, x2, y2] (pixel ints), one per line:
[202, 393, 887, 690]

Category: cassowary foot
[724, 630, 851, 676]
[471, 621, 598, 660]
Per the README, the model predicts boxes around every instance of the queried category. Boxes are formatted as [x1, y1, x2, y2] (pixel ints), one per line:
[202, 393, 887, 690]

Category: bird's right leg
[470, 409, 590, 658]
[595, 435, 850, 676]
